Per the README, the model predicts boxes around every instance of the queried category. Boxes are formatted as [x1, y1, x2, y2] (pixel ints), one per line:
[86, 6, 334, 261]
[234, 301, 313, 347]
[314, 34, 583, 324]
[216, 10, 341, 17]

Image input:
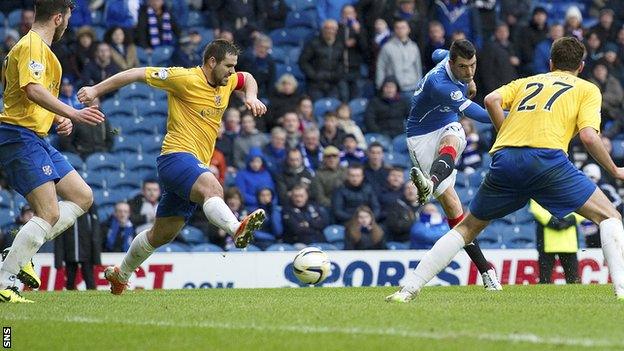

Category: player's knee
[80, 187, 94, 211]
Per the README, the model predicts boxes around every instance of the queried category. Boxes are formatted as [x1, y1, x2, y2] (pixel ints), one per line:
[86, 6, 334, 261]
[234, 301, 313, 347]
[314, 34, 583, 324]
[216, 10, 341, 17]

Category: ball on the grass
[292, 247, 331, 285]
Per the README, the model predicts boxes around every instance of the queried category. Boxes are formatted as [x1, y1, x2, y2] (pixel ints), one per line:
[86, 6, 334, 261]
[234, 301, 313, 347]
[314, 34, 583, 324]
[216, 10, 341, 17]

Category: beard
[53, 24, 66, 43]
[211, 70, 229, 86]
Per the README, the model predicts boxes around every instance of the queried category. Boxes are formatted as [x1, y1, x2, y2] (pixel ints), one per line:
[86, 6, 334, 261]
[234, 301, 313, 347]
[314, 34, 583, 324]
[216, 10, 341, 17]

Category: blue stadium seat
[468, 170, 486, 188]
[455, 171, 469, 188]
[323, 225, 345, 243]
[156, 242, 191, 252]
[45, 134, 59, 149]
[123, 154, 158, 174]
[0, 210, 15, 228]
[229, 244, 262, 252]
[481, 152, 492, 168]
[136, 46, 149, 65]
[285, 0, 315, 11]
[102, 99, 134, 117]
[612, 140, 624, 159]
[107, 172, 142, 193]
[313, 97, 341, 118]
[455, 186, 476, 205]
[502, 204, 533, 224]
[117, 83, 152, 102]
[61, 152, 84, 171]
[269, 27, 314, 46]
[479, 221, 505, 248]
[392, 134, 408, 154]
[0, 98, 3, 112]
[0, 190, 12, 210]
[86, 153, 123, 172]
[93, 189, 128, 207]
[12, 193, 27, 211]
[83, 171, 109, 190]
[38, 240, 54, 253]
[0, 12, 6, 26]
[179, 226, 206, 245]
[194, 27, 215, 51]
[97, 205, 115, 223]
[136, 135, 163, 154]
[7, 9, 21, 28]
[384, 152, 410, 168]
[309, 243, 338, 251]
[141, 101, 168, 118]
[91, 10, 104, 25]
[265, 243, 297, 251]
[504, 223, 537, 249]
[190, 243, 223, 252]
[187, 11, 205, 27]
[92, 25, 106, 41]
[123, 117, 165, 136]
[348, 98, 368, 124]
[285, 10, 317, 29]
[386, 241, 409, 250]
[151, 46, 174, 66]
[111, 135, 141, 154]
[364, 133, 391, 150]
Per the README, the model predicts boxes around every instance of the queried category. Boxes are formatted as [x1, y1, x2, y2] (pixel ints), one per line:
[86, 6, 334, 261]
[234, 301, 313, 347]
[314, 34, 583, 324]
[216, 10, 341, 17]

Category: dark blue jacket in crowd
[332, 182, 380, 223]
[235, 147, 276, 208]
[69, 0, 92, 28]
[282, 202, 329, 244]
[104, 0, 136, 28]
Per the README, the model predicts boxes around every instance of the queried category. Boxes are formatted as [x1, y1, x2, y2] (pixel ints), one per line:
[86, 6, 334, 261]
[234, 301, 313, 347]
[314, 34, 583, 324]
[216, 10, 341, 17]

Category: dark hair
[35, 0, 75, 22]
[142, 178, 159, 186]
[348, 164, 364, 172]
[551, 37, 585, 71]
[202, 39, 240, 65]
[104, 26, 132, 46]
[449, 39, 476, 61]
[290, 184, 308, 194]
[389, 166, 405, 173]
[367, 141, 383, 151]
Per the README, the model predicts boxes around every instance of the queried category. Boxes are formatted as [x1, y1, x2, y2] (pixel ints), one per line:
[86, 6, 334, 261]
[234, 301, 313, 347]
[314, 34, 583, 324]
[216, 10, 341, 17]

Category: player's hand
[245, 97, 267, 117]
[72, 105, 105, 126]
[55, 116, 73, 136]
[77, 86, 98, 105]
[468, 80, 477, 99]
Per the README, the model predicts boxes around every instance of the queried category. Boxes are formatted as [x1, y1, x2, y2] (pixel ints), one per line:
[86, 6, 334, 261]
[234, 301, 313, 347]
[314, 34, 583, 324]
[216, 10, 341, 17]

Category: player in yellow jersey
[387, 37, 624, 302]
[0, 0, 105, 303]
[77, 39, 267, 295]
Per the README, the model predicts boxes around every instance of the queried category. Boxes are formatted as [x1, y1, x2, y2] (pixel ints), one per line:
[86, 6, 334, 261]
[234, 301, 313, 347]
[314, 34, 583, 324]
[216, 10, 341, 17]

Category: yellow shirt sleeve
[226, 72, 239, 93]
[495, 78, 523, 110]
[145, 66, 194, 94]
[16, 38, 46, 88]
[577, 84, 602, 132]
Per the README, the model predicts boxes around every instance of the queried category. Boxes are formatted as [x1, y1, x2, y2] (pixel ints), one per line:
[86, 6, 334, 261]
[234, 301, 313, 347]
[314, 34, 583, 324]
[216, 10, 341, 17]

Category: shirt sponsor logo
[28, 60, 44, 78]
[450, 90, 463, 101]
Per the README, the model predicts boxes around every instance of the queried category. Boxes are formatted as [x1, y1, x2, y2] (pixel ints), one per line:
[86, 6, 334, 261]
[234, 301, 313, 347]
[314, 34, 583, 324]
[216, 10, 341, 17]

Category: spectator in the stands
[385, 183, 420, 243]
[376, 19, 422, 97]
[582, 163, 624, 247]
[297, 96, 317, 131]
[275, 148, 314, 205]
[102, 202, 136, 252]
[422, 20, 449, 72]
[0, 29, 19, 63]
[299, 128, 324, 172]
[237, 34, 275, 99]
[235, 147, 276, 208]
[128, 179, 160, 232]
[69, 0, 92, 29]
[233, 113, 269, 169]
[345, 205, 386, 250]
[332, 164, 380, 224]
[339, 134, 366, 166]
[267, 74, 301, 131]
[69, 26, 97, 82]
[136, 0, 181, 49]
[602, 44, 624, 87]
[532, 24, 564, 74]
[410, 203, 450, 249]
[338, 4, 368, 100]
[250, 188, 283, 249]
[299, 19, 347, 101]
[585, 31, 606, 73]
[264, 0, 288, 31]
[58, 77, 83, 109]
[1, 1, 33, 16]
[219, 108, 240, 165]
[369, 18, 392, 77]
[170, 34, 202, 68]
[564, 6, 585, 41]
[320, 112, 346, 148]
[208, 0, 265, 32]
[262, 127, 288, 175]
[364, 142, 389, 193]
[434, 0, 481, 48]
[478, 23, 519, 95]
[17, 8, 34, 37]
[210, 148, 227, 185]
[105, 26, 139, 70]
[591, 8, 618, 44]
[336, 103, 366, 148]
[281, 111, 302, 149]
[104, 0, 139, 29]
[0, 205, 34, 250]
[589, 62, 624, 124]
[378, 167, 405, 212]
[310, 146, 346, 208]
[458, 118, 482, 173]
[517, 6, 548, 76]
[282, 185, 329, 247]
[390, 0, 428, 48]
[365, 76, 410, 138]
[58, 96, 113, 158]
[316, 0, 356, 23]
[82, 42, 121, 97]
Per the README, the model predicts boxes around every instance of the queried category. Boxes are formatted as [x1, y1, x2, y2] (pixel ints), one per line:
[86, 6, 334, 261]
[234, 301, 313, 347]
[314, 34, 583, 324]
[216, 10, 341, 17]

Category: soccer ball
[292, 247, 331, 285]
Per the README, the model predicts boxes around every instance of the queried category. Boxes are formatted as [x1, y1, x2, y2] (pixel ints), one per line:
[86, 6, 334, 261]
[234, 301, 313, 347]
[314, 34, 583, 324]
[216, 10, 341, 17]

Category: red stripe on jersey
[235, 72, 245, 90]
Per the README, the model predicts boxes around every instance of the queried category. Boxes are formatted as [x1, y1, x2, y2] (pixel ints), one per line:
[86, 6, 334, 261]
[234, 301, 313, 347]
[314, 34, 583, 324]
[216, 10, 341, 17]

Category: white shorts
[406, 122, 467, 198]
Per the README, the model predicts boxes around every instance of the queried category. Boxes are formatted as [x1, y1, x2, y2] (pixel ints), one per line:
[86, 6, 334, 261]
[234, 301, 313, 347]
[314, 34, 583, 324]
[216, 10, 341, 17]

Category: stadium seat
[85, 153, 123, 172]
[7, 9, 21, 28]
[269, 27, 314, 46]
[141, 101, 169, 118]
[612, 140, 624, 159]
[83, 171, 109, 190]
[479, 221, 505, 249]
[0, 12, 6, 26]
[102, 98, 134, 117]
[190, 243, 223, 252]
[62, 152, 85, 172]
[228, 244, 262, 252]
[265, 243, 297, 251]
[38, 240, 54, 253]
[313, 97, 341, 118]
[136, 135, 163, 154]
[392, 134, 408, 154]
[285, 10, 317, 29]
[111, 135, 141, 154]
[386, 241, 409, 250]
[136, 46, 149, 65]
[455, 171, 469, 188]
[156, 242, 191, 252]
[455, 187, 476, 205]
[97, 205, 115, 223]
[481, 152, 492, 168]
[187, 11, 205, 27]
[504, 223, 537, 249]
[309, 243, 338, 251]
[364, 133, 391, 150]
[117, 83, 152, 102]
[502, 204, 533, 224]
[12, 193, 27, 211]
[92, 25, 106, 41]
[0, 190, 12, 210]
[384, 152, 410, 168]
[151, 46, 174, 66]
[107, 172, 142, 193]
[0, 210, 15, 228]
[179, 226, 206, 245]
[123, 153, 158, 174]
[468, 170, 486, 188]
[323, 224, 345, 243]
[348, 98, 368, 125]
[93, 189, 128, 207]
[285, 0, 315, 11]
[91, 10, 104, 25]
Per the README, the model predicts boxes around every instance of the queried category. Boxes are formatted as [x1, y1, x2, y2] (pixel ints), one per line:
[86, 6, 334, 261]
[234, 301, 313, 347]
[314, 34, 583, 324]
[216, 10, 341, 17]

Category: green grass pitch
[3, 285, 624, 351]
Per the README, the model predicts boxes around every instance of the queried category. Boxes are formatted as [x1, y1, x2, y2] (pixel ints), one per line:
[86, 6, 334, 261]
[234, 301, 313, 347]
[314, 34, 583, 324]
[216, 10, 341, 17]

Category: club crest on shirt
[152, 68, 168, 80]
[28, 60, 44, 79]
[215, 95, 222, 105]
[42, 165, 53, 176]
[450, 90, 463, 101]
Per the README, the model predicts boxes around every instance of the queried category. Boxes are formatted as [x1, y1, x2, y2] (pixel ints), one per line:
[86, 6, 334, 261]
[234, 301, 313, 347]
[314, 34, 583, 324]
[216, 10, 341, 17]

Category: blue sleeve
[432, 49, 449, 64]
[433, 83, 491, 124]
[461, 101, 492, 124]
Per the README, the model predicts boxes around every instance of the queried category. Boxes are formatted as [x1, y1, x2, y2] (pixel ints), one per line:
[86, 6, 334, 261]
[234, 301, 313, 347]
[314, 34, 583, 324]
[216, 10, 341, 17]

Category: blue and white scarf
[147, 5, 172, 47]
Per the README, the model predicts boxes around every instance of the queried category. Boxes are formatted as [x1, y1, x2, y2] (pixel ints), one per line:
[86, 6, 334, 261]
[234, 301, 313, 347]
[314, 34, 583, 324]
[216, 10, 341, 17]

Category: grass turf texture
[3, 285, 624, 351]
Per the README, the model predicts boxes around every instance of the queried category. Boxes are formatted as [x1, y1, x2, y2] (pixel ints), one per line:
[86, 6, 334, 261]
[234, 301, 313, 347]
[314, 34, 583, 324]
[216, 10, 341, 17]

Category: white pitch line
[5, 314, 623, 349]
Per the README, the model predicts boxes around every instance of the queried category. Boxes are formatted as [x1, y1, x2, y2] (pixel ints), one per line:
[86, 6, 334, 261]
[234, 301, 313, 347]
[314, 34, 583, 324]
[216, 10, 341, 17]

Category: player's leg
[437, 187, 501, 290]
[49, 170, 93, 240]
[190, 172, 265, 248]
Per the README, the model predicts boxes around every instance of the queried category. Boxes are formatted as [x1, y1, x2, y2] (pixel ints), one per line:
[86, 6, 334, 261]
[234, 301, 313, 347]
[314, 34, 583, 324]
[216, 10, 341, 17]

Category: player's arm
[437, 83, 491, 124]
[23, 83, 104, 126]
[237, 71, 267, 117]
[483, 91, 505, 132]
[579, 127, 624, 180]
[77, 67, 146, 104]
